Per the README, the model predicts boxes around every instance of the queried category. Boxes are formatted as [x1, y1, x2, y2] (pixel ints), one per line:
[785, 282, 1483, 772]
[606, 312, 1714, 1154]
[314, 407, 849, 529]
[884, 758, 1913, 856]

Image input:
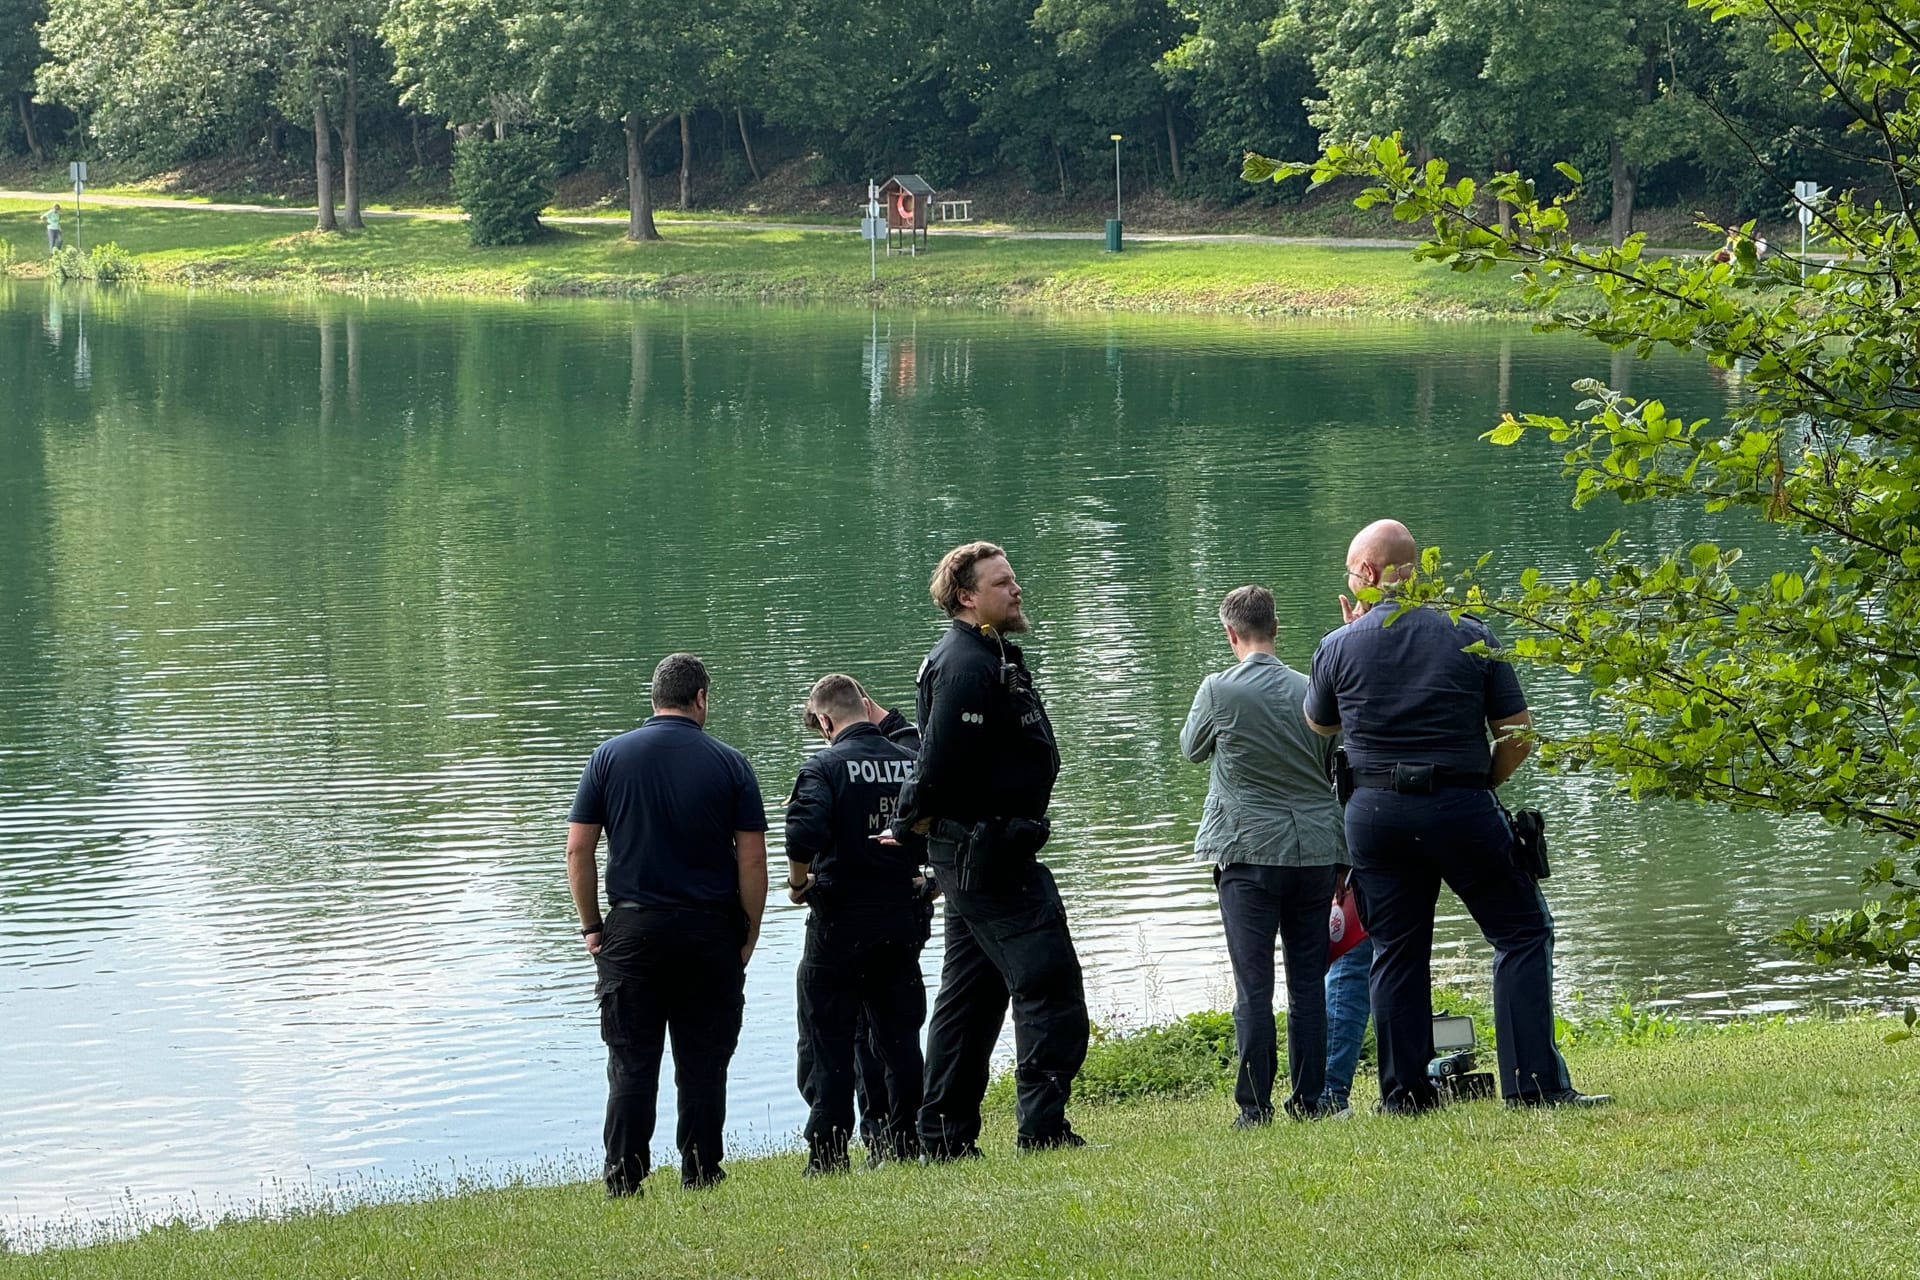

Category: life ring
[895, 191, 914, 222]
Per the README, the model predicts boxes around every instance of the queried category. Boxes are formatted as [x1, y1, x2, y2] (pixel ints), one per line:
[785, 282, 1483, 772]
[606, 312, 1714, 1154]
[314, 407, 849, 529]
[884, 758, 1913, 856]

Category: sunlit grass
[3, 1018, 1914, 1278]
[0, 199, 1532, 316]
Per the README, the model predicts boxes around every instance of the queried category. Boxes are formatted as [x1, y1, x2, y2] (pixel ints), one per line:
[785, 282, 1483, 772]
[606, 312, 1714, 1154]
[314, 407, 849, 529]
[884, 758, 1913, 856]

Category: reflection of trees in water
[6, 291, 1879, 1003]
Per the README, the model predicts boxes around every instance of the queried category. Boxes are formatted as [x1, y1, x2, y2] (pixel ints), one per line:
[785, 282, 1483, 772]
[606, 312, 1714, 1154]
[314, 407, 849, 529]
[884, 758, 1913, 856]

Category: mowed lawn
[4, 1018, 1916, 1279]
[0, 199, 1531, 315]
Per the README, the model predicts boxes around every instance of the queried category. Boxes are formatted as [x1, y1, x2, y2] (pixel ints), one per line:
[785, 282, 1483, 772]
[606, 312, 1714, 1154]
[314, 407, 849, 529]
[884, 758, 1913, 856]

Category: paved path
[0, 188, 1420, 249]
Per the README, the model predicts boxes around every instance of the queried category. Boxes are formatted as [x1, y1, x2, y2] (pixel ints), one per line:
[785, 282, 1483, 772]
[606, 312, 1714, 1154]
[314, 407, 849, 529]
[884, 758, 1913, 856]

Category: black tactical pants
[919, 830, 1088, 1155]
[795, 907, 928, 1168]
[594, 905, 746, 1193]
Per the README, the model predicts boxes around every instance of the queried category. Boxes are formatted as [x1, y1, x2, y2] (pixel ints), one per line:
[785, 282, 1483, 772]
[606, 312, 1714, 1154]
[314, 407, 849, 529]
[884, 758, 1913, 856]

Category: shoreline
[0, 198, 1544, 318]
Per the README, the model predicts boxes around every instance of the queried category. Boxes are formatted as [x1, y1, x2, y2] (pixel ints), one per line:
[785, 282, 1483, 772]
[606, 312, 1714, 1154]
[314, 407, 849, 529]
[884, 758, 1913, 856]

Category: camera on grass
[1427, 1013, 1496, 1103]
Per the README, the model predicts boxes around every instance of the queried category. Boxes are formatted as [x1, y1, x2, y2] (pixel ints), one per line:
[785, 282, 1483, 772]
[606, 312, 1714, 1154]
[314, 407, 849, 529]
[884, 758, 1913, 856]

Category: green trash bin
[1105, 218, 1123, 253]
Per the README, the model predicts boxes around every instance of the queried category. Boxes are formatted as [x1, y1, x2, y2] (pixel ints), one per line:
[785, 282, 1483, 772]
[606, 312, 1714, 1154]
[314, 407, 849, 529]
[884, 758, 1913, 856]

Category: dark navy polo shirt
[1304, 604, 1527, 775]
[569, 714, 769, 909]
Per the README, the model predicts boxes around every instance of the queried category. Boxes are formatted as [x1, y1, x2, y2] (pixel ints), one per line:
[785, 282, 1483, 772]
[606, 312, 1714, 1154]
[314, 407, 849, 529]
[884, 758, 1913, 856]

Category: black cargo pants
[594, 904, 746, 1193]
[795, 906, 928, 1167]
[918, 825, 1088, 1155]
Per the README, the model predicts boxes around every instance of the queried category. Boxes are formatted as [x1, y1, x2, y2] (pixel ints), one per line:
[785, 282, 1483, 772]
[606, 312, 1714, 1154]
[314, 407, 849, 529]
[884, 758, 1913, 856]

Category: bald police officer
[1304, 520, 1607, 1112]
[894, 541, 1089, 1158]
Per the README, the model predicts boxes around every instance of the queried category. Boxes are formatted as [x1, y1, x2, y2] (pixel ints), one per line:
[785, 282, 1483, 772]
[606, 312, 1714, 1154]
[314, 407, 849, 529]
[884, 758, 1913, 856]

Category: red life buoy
[895, 191, 914, 223]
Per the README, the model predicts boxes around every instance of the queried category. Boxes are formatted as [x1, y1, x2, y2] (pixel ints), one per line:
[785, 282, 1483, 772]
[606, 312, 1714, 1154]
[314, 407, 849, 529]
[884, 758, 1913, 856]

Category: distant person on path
[566, 653, 769, 1196]
[1304, 519, 1607, 1111]
[786, 674, 933, 1174]
[1181, 585, 1344, 1126]
[892, 540, 1089, 1158]
[41, 204, 61, 253]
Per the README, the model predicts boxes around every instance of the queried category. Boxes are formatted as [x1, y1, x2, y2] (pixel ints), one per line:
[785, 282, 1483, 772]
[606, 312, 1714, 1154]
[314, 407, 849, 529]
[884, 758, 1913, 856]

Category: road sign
[1794, 179, 1819, 228]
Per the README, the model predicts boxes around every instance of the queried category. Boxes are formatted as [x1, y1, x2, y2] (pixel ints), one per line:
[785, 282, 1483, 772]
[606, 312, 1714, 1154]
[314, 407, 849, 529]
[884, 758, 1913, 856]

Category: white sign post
[858, 180, 883, 281]
[1793, 179, 1822, 281]
[69, 160, 87, 249]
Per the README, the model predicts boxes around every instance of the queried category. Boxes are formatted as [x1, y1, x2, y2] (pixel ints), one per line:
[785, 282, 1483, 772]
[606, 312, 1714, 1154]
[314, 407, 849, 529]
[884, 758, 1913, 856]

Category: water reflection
[0, 287, 1908, 1232]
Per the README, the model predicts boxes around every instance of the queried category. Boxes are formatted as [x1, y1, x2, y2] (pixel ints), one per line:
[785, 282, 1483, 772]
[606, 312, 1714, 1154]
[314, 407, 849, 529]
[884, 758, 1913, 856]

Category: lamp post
[1107, 133, 1123, 253]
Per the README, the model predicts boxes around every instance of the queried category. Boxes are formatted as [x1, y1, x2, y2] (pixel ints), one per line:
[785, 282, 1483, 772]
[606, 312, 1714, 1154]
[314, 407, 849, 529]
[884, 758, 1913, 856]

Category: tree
[1, 0, 46, 160]
[1247, 0, 1920, 974]
[37, 0, 277, 163]
[384, 0, 533, 136]
[519, 0, 727, 240]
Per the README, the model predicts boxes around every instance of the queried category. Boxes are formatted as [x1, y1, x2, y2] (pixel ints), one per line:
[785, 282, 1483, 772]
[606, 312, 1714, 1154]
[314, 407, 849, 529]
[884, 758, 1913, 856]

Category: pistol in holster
[957, 816, 1052, 892]
[1332, 744, 1356, 807]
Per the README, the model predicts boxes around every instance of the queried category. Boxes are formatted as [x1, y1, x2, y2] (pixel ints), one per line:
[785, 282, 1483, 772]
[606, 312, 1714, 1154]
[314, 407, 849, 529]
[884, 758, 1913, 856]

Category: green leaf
[1554, 162, 1584, 184]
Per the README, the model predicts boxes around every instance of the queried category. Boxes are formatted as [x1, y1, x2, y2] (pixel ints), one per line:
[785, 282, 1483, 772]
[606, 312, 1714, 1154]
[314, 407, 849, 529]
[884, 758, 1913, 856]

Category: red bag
[1328, 882, 1369, 961]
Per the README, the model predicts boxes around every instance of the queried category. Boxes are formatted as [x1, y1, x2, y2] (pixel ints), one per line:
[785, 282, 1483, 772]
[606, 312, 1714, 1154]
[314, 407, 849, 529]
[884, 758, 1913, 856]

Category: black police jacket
[785, 721, 923, 907]
[895, 620, 1060, 830]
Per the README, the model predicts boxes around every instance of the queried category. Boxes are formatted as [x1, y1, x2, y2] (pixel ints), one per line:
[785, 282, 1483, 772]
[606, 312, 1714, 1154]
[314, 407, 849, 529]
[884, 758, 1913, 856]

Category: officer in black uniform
[787, 674, 933, 1173]
[1304, 519, 1608, 1112]
[893, 540, 1089, 1158]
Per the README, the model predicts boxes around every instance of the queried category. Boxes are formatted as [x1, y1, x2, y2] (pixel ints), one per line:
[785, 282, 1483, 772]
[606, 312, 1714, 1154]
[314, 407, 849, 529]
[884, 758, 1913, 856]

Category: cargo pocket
[594, 976, 631, 1047]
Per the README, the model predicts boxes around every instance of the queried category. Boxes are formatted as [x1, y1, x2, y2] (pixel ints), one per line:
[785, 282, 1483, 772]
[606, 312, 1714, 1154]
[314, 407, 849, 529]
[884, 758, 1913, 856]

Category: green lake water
[0, 280, 1906, 1230]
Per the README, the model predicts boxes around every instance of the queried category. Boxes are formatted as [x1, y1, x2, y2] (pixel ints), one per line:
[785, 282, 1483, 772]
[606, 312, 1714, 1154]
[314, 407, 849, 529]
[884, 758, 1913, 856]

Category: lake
[0, 280, 1906, 1233]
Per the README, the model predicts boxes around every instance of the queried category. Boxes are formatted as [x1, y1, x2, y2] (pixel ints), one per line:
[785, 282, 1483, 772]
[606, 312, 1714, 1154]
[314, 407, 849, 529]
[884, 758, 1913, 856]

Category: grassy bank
[5, 1016, 1915, 1278]
[0, 199, 1532, 315]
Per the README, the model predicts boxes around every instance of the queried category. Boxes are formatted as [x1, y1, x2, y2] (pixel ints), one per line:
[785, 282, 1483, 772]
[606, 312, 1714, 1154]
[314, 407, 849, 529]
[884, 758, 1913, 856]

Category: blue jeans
[1322, 936, 1372, 1109]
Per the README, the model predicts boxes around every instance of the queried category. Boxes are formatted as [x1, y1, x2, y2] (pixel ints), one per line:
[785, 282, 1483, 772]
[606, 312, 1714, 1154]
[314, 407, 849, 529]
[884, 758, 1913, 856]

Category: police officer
[566, 653, 769, 1196]
[786, 674, 932, 1173]
[1304, 520, 1608, 1112]
[893, 540, 1089, 1158]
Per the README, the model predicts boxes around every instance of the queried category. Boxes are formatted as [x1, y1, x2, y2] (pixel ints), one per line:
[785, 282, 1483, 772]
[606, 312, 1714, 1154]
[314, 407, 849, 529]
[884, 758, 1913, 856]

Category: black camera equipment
[1427, 1013, 1496, 1103]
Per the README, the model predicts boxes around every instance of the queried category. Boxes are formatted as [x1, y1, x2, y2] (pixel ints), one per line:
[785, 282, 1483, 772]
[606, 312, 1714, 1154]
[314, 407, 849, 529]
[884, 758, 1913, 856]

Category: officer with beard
[891, 541, 1089, 1158]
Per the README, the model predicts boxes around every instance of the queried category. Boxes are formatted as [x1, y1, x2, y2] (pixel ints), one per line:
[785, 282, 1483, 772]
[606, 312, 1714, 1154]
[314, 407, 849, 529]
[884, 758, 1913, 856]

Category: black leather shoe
[604, 1180, 643, 1200]
[1016, 1127, 1087, 1152]
[802, 1157, 850, 1178]
[1231, 1108, 1274, 1130]
[1508, 1088, 1613, 1109]
[920, 1143, 984, 1165]
[681, 1167, 728, 1190]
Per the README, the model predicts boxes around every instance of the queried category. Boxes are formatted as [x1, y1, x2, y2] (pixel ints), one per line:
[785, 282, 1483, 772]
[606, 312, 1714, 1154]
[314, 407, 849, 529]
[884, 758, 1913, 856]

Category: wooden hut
[878, 174, 935, 255]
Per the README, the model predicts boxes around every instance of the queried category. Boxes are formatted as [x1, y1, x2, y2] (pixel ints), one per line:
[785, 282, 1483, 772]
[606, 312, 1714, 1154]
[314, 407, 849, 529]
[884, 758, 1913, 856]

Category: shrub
[49, 244, 88, 279]
[88, 242, 138, 281]
[452, 133, 554, 247]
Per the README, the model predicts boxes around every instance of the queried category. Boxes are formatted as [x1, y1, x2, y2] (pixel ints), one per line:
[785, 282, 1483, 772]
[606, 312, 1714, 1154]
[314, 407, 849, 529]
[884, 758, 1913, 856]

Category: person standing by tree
[565, 653, 769, 1196]
[41, 203, 60, 253]
[1305, 520, 1606, 1112]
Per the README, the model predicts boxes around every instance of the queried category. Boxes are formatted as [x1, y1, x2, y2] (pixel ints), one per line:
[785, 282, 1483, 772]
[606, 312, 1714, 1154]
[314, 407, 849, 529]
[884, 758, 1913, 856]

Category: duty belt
[1352, 765, 1490, 793]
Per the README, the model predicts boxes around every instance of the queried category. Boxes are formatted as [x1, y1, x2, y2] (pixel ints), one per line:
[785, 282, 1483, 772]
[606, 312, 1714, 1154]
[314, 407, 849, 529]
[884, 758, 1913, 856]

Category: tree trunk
[411, 115, 426, 170]
[1610, 136, 1636, 247]
[314, 98, 337, 233]
[17, 92, 44, 163]
[1054, 142, 1067, 199]
[624, 110, 661, 241]
[342, 36, 363, 230]
[678, 110, 692, 210]
[1164, 99, 1182, 185]
[735, 107, 762, 181]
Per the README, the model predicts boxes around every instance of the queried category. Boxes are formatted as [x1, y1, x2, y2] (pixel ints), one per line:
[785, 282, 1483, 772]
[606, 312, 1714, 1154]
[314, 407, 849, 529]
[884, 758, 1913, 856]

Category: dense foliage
[1248, 0, 1920, 974]
[451, 131, 552, 244]
[0, 0, 1885, 238]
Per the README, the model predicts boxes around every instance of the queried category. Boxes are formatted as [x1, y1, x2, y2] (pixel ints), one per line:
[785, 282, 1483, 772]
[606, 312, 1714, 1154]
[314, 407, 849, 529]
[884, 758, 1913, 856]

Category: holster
[1332, 745, 1355, 807]
[956, 816, 1051, 891]
[1504, 805, 1551, 880]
